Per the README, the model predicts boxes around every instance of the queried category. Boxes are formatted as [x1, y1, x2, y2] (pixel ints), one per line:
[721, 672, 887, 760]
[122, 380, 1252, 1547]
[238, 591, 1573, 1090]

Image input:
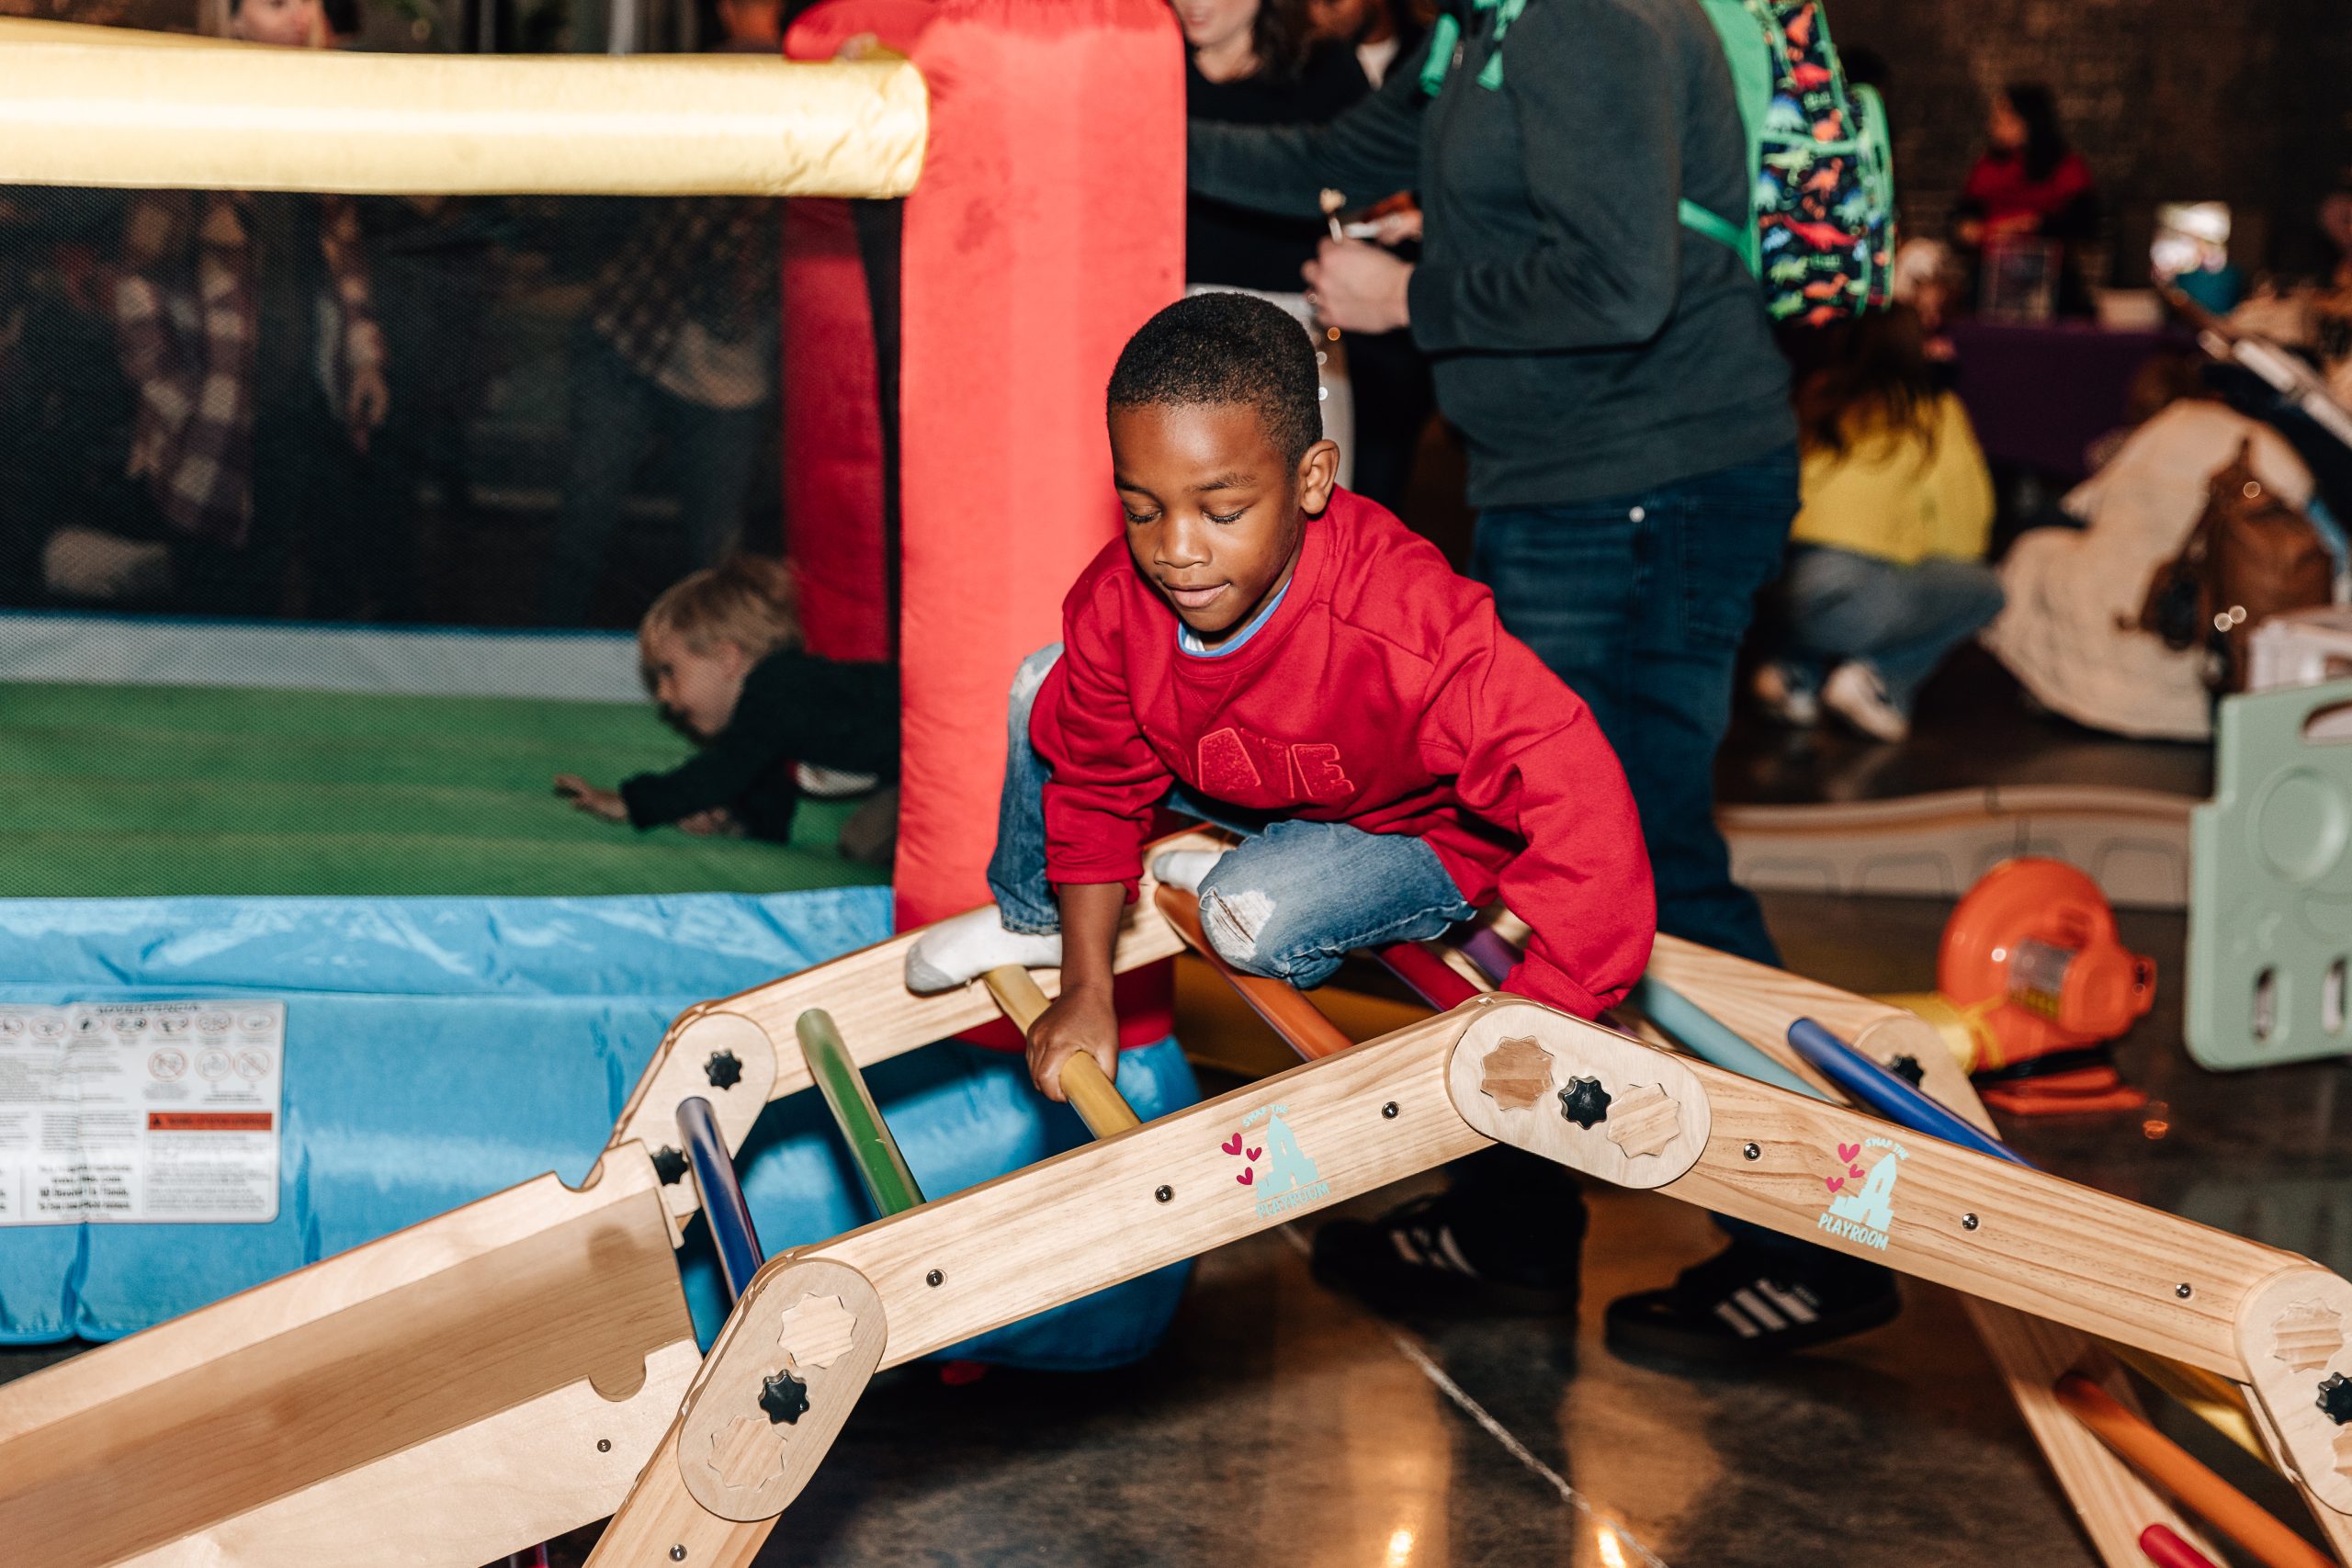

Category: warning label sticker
[0, 1001, 283, 1225]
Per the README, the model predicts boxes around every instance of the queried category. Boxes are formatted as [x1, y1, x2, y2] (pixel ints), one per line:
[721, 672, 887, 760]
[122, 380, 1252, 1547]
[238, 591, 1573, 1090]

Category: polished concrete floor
[6, 905, 2345, 1565]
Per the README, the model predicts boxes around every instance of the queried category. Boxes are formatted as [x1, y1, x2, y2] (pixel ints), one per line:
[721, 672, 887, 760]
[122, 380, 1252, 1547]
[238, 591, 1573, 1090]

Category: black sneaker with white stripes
[1603, 1240, 1900, 1367]
[1310, 1193, 1581, 1318]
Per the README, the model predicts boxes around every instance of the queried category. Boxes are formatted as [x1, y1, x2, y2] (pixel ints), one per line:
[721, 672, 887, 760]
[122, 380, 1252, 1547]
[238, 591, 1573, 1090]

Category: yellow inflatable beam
[0, 20, 926, 197]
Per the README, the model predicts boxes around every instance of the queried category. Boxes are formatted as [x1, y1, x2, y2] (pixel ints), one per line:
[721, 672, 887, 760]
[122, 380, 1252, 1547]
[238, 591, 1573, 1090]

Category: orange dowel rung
[2055, 1373, 2332, 1568]
[1153, 883, 1355, 1061]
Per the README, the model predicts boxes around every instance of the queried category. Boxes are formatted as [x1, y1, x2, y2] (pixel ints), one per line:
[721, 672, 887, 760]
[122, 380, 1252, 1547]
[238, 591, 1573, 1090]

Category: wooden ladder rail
[591, 992, 2352, 1563]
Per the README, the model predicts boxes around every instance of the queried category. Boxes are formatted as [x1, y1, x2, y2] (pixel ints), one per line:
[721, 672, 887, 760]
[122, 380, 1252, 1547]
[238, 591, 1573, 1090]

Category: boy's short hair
[1106, 292, 1323, 466]
[641, 555, 801, 664]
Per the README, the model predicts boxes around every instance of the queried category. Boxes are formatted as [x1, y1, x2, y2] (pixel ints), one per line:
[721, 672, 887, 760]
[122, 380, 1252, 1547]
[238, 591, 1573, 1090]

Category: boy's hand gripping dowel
[982, 964, 1140, 1136]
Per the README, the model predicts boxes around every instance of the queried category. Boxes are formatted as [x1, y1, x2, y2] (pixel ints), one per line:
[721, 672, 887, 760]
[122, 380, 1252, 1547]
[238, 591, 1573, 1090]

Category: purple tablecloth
[1951, 321, 2189, 481]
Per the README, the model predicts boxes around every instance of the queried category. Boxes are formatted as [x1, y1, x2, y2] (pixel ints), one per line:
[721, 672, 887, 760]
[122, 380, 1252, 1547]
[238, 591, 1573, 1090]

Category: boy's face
[232, 0, 326, 47]
[1110, 401, 1338, 649]
[640, 626, 752, 741]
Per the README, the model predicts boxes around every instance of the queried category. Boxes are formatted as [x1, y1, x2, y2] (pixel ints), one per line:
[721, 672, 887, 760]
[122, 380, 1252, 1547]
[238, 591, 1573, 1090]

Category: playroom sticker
[1221, 1102, 1330, 1219]
[1816, 1136, 1907, 1251]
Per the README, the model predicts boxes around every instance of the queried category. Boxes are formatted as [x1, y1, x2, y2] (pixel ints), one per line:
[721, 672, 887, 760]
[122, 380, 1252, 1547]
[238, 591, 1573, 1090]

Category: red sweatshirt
[1034, 488, 1656, 1018]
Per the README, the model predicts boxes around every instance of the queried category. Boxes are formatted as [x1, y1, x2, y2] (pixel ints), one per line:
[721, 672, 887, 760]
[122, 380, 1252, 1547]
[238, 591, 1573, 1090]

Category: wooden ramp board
[0, 1153, 697, 1568]
[1720, 784, 2193, 909]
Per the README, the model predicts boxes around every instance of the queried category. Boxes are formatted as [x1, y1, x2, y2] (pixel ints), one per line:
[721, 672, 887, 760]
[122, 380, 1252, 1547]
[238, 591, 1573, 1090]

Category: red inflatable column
[779, 197, 891, 662]
[788, 0, 1184, 1042]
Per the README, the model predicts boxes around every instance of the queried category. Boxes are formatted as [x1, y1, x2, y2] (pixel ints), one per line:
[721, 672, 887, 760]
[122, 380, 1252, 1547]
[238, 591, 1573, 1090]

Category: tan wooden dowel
[981, 964, 1141, 1138]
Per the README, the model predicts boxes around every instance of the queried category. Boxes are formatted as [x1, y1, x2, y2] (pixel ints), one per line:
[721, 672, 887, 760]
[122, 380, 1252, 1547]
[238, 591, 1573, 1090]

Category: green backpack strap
[1679, 198, 1758, 276]
[1683, 0, 1771, 276]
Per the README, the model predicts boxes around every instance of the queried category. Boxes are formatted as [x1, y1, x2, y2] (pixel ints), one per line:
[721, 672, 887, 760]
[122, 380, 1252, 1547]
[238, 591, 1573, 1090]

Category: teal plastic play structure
[2188, 677, 2352, 1069]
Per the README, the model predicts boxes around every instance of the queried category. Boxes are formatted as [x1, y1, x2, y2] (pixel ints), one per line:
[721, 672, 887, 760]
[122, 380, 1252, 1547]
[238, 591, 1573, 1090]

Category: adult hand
[1023, 982, 1119, 1104]
[554, 773, 629, 823]
[345, 365, 390, 450]
[1304, 238, 1413, 333]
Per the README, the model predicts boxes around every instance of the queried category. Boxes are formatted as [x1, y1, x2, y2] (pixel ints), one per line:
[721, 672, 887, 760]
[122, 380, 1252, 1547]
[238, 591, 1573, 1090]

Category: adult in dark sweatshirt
[1191, 0, 1896, 1364]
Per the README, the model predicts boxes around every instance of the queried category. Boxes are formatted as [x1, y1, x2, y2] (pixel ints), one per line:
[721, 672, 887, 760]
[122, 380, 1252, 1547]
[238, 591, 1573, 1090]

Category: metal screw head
[596, 1438, 612, 1452]
[1962, 1213, 1980, 1231]
[1381, 1101, 1399, 1119]
[1154, 1185, 1173, 1203]
[926, 1269, 944, 1287]
[671, 1547, 688, 1562]
[1741, 1142, 1760, 1160]
[2177, 1282, 2194, 1300]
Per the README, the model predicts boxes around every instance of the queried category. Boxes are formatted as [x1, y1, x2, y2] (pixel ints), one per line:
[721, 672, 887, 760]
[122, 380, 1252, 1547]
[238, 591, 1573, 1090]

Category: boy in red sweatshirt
[908, 291, 1656, 1312]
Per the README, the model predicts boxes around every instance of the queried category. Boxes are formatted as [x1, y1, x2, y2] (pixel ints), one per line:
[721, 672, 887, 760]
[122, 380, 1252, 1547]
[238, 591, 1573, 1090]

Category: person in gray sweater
[1191, 0, 1901, 1365]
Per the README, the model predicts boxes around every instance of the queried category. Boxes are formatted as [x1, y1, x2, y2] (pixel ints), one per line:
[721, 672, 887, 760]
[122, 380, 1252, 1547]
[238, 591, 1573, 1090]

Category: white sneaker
[1149, 849, 1225, 894]
[904, 906, 1063, 994]
[1822, 661, 1910, 743]
[1751, 662, 1820, 728]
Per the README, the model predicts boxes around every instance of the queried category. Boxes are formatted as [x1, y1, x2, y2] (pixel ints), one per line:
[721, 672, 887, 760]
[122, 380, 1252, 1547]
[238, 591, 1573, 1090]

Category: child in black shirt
[556, 555, 897, 843]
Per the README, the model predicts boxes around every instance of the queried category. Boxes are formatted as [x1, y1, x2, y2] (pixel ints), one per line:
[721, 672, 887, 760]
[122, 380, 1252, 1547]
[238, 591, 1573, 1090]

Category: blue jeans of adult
[538, 322, 769, 626]
[1467, 447, 1834, 1280]
[1771, 545, 2007, 714]
[1473, 444, 1799, 969]
[985, 645, 1477, 982]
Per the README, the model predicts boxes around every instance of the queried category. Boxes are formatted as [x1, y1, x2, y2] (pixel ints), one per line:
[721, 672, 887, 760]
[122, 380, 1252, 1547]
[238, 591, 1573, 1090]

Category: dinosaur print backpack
[1685, 0, 1895, 326]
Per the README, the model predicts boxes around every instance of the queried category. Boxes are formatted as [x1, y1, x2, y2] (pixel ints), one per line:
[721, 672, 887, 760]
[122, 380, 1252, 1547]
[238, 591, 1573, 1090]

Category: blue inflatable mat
[0, 888, 1194, 1368]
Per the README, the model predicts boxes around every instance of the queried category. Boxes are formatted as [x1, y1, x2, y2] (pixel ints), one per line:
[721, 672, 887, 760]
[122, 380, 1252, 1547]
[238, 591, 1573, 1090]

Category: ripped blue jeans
[985, 645, 1476, 987]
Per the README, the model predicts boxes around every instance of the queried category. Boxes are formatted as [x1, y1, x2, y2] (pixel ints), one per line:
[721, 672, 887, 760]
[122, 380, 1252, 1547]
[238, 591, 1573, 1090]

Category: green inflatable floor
[0, 682, 892, 898]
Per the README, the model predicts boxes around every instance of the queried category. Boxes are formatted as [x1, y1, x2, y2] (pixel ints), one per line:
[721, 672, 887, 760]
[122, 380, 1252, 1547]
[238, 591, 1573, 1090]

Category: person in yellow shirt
[1754, 308, 2002, 742]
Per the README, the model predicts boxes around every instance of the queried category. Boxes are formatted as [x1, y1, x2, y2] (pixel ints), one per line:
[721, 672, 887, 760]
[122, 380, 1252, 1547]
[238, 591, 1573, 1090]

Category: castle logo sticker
[1816, 1136, 1906, 1251]
[1219, 1102, 1329, 1220]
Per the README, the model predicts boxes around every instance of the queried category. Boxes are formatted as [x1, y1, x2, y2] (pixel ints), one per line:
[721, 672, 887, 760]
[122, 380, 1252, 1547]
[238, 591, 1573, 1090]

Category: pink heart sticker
[1245, 1147, 1262, 1163]
[1220, 1134, 1243, 1156]
[1825, 1176, 1845, 1193]
[1838, 1142, 1861, 1162]
[1236, 1168, 1255, 1186]
[1849, 1163, 1865, 1179]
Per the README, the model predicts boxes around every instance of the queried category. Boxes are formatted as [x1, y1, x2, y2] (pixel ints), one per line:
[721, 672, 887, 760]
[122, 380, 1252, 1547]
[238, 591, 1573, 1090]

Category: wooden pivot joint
[1446, 1005, 1710, 1190]
[676, 1258, 888, 1522]
[2237, 1267, 2352, 1516]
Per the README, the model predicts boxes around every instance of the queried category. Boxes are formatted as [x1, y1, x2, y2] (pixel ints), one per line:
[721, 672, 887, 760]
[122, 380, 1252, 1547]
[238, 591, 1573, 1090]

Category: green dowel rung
[796, 1007, 925, 1215]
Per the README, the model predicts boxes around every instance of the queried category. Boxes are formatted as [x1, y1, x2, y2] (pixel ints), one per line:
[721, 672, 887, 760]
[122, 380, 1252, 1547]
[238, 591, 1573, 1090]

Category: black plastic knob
[706, 1050, 745, 1090]
[761, 1369, 811, 1425]
[1886, 1055, 1927, 1089]
[652, 1145, 689, 1186]
[1558, 1076, 1612, 1130]
[2319, 1372, 2352, 1426]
